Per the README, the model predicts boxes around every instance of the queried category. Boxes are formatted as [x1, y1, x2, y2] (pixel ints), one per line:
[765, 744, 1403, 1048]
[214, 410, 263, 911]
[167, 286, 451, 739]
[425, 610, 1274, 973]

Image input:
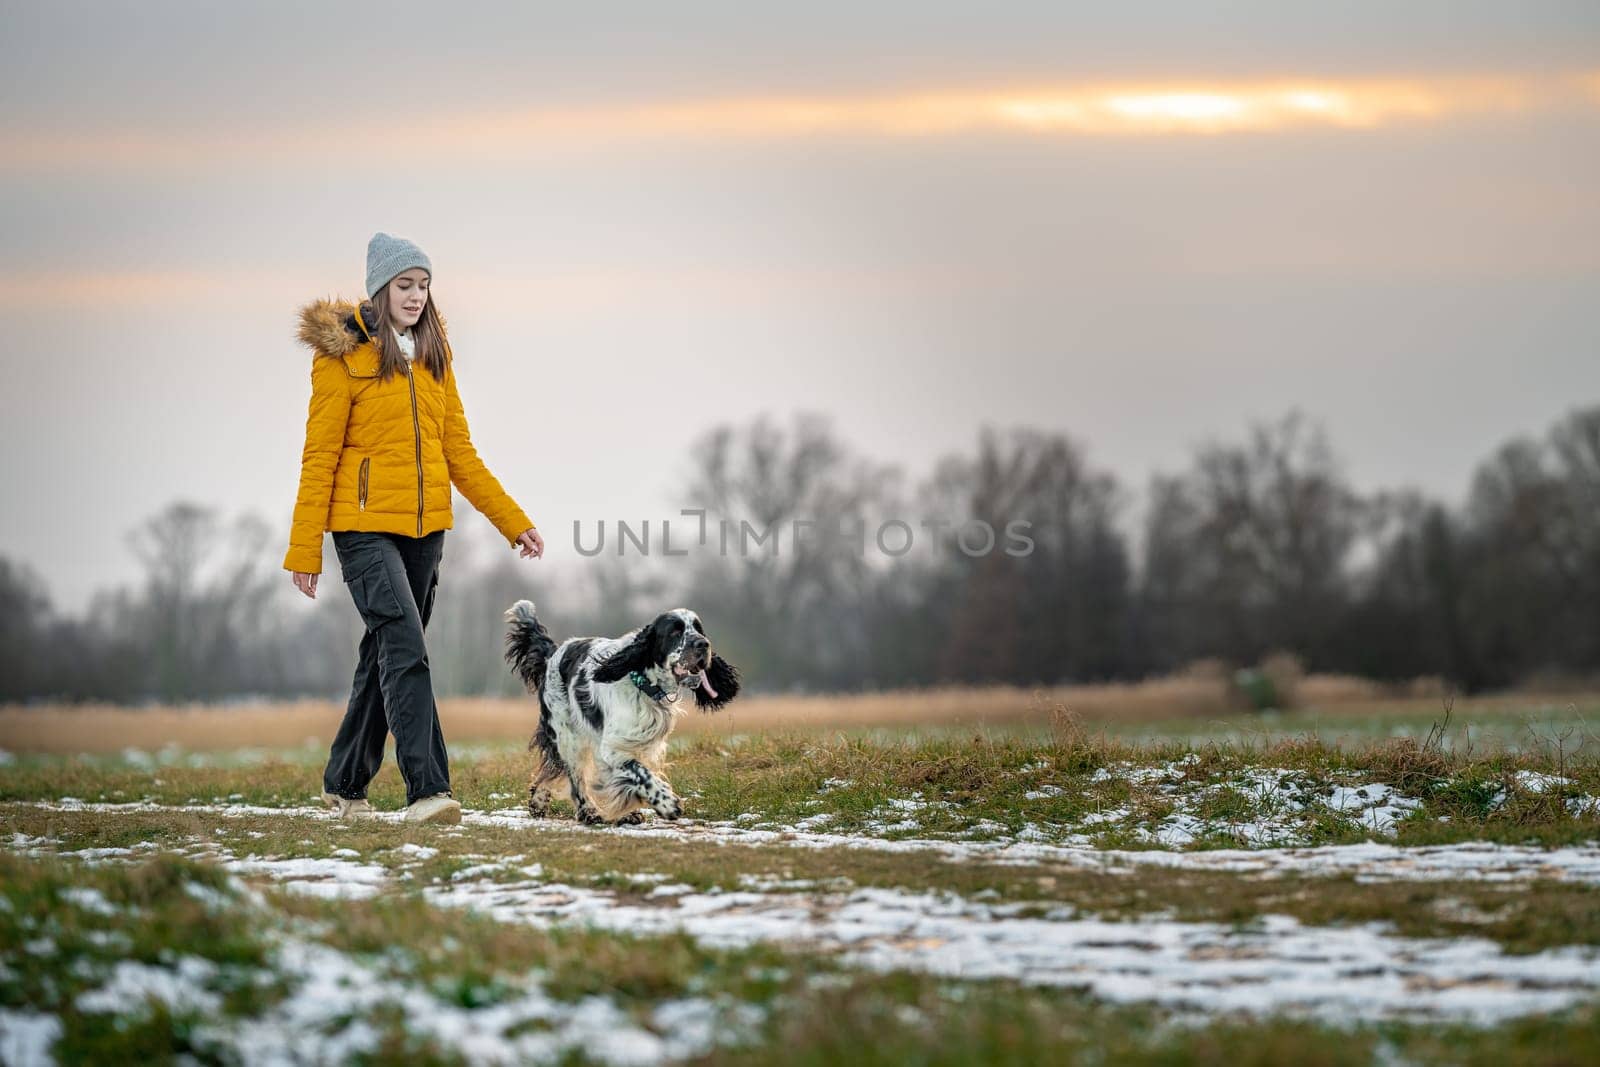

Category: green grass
[5, 726, 1596, 851]
[1093, 702, 1600, 754]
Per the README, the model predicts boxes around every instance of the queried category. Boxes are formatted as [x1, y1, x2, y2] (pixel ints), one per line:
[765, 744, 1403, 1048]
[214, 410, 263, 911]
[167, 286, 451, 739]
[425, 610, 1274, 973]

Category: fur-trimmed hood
[297, 297, 374, 360]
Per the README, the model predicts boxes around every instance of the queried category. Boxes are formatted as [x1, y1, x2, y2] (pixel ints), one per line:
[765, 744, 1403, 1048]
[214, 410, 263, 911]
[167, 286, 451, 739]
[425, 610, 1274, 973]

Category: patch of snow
[8, 832, 56, 853]
[68, 846, 150, 863]
[59, 886, 118, 917]
[222, 855, 389, 901]
[427, 878, 1600, 1025]
[738, 874, 846, 892]
[83, 929, 133, 950]
[451, 863, 507, 882]
[1512, 771, 1572, 794]
[183, 881, 235, 912]
[857, 792, 956, 835]
[62, 932, 762, 1067]
[76, 956, 223, 1017]
[0, 1009, 61, 1067]
[1324, 784, 1424, 835]
[1569, 796, 1600, 818]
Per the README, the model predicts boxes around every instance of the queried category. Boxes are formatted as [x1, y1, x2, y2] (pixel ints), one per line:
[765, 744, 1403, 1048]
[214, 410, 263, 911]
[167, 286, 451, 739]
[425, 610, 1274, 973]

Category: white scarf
[393, 327, 415, 362]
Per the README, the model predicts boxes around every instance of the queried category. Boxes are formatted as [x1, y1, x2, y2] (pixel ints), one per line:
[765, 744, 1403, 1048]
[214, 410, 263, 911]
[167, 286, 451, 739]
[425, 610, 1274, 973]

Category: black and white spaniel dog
[503, 600, 741, 825]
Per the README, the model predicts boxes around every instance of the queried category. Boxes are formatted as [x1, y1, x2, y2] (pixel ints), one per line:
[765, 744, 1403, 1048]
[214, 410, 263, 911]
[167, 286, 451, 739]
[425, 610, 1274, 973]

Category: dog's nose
[688, 634, 709, 652]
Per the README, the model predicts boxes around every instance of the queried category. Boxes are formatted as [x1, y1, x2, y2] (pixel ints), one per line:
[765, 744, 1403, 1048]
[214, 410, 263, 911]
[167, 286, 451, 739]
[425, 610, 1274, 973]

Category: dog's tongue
[698, 670, 717, 698]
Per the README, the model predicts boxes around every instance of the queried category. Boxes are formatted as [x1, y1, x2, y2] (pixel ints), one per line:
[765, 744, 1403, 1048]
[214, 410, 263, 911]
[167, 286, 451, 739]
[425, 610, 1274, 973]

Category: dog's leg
[567, 766, 604, 825]
[528, 759, 564, 817]
[588, 759, 651, 824]
[606, 756, 682, 821]
[527, 697, 567, 818]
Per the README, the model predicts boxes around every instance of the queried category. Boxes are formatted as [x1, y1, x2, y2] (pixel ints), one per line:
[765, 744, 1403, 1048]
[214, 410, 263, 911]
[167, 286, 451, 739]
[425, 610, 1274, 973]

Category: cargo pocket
[345, 555, 406, 631]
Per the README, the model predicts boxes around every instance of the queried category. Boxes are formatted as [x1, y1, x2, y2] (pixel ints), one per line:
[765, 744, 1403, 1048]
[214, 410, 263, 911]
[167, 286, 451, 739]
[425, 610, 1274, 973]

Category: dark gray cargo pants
[323, 529, 452, 807]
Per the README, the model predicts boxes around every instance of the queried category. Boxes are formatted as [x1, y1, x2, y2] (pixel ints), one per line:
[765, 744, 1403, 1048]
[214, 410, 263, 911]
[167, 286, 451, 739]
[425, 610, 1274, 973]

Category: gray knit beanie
[365, 232, 432, 298]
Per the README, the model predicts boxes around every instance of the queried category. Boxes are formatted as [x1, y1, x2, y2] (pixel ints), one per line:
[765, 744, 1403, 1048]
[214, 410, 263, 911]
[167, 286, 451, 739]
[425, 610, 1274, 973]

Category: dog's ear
[592, 628, 655, 684]
[694, 653, 741, 711]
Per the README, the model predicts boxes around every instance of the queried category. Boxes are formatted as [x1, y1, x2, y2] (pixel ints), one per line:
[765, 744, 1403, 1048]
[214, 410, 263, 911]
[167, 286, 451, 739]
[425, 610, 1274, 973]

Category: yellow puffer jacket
[282, 297, 534, 575]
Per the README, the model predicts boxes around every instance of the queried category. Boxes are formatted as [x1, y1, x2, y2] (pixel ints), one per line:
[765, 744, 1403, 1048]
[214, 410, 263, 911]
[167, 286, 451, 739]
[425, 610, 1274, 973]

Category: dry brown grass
[0, 675, 1234, 755]
[2, 672, 1593, 755]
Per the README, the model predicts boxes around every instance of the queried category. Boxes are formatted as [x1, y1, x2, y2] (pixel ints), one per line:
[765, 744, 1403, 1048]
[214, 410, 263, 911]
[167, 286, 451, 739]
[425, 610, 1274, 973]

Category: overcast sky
[2, 1, 1596, 614]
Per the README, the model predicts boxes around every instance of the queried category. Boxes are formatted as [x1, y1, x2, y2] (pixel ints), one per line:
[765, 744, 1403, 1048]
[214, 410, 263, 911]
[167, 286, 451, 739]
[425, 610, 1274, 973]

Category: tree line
[3, 404, 1596, 705]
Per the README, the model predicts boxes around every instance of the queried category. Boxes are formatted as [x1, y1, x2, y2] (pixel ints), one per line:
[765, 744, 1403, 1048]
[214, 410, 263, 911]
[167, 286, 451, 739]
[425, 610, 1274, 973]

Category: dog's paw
[527, 789, 551, 818]
[615, 810, 647, 826]
[576, 805, 606, 826]
[653, 795, 683, 821]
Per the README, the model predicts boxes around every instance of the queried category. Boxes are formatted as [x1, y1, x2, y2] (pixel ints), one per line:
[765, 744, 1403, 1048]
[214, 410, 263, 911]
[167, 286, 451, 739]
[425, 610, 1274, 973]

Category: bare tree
[1140, 409, 1368, 669]
[687, 411, 902, 690]
[921, 425, 1131, 684]
[0, 559, 53, 702]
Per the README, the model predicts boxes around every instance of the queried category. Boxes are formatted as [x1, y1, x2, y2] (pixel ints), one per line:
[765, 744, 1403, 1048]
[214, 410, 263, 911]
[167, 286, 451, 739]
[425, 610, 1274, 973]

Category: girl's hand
[515, 527, 545, 559]
[291, 572, 319, 599]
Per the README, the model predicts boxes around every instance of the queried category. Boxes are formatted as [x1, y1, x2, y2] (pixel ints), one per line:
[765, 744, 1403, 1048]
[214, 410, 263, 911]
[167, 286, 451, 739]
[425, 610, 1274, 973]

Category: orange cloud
[0, 71, 1593, 172]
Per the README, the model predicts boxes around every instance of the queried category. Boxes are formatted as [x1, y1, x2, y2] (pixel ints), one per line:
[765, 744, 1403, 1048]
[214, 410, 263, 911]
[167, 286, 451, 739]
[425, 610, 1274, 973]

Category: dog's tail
[503, 599, 557, 694]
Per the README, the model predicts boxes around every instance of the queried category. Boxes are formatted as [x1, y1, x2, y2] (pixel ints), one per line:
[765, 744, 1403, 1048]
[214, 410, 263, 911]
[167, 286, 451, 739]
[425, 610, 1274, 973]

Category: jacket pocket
[358, 457, 370, 511]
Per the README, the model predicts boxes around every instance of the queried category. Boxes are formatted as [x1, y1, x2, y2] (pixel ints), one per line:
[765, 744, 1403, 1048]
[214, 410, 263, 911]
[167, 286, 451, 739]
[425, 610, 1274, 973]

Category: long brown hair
[360, 282, 452, 383]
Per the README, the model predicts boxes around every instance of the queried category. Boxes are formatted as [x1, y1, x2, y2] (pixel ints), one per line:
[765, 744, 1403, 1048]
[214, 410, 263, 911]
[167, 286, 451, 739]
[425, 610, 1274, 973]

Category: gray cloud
[1, 1, 1596, 614]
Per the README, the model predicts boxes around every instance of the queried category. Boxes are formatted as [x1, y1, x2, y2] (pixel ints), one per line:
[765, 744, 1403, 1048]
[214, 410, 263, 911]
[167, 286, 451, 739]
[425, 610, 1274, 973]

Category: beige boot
[405, 793, 462, 825]
[321, 791, 376, 819]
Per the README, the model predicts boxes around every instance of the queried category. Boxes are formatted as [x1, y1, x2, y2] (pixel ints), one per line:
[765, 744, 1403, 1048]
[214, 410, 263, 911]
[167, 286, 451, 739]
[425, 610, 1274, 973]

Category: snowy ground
[7, 798, 1600, 1029]
[3, 737, 1599, 1064]
[17, 796, 1600, 886]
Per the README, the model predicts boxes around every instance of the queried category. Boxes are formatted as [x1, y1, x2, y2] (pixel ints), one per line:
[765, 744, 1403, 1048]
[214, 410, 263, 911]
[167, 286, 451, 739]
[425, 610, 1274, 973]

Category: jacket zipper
[358, 457, 370, 511]
[405, 363, 423, 536]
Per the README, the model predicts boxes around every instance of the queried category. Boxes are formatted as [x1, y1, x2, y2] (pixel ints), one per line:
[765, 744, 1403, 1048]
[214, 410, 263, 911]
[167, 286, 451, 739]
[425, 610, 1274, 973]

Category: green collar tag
[629, 669, 674, 702]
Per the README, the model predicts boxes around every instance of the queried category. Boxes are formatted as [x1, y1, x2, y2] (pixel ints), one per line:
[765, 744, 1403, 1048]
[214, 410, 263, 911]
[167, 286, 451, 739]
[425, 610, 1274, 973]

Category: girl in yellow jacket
[284, 232, 544, 824]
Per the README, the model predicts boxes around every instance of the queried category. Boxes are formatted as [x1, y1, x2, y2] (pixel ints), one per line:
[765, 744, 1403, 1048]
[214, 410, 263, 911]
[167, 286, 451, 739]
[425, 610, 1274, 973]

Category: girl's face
[387, 268, 430, 329]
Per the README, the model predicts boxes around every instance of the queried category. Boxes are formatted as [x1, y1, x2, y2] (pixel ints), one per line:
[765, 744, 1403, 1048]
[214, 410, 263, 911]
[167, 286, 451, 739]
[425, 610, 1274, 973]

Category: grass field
[3, 694, 1600, 1064]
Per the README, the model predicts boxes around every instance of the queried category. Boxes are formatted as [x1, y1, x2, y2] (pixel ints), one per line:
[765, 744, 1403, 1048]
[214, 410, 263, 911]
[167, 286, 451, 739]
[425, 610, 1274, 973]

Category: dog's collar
[629, 669, 681, 704]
